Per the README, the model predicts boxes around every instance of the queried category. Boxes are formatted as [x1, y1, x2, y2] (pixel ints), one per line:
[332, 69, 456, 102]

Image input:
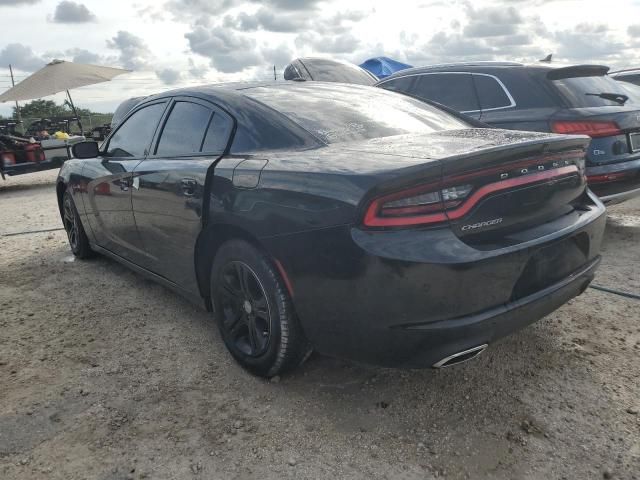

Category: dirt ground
[1, 170, 638, 480]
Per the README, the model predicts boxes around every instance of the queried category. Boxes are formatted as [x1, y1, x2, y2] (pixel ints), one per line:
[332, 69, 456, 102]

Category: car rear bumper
[384, 256, 599, 368]
[263, 193, 606, 368]
[587, 158, 640, 204]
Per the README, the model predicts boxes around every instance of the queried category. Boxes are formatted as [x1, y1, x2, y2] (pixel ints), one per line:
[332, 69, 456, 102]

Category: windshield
[552, 75, 640, 107]
[246, 83, 469, 144]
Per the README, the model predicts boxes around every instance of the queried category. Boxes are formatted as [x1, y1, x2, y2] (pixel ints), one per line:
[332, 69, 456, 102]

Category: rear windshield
[245, 84, 469, 144]
[300, 59, 376, 86]
[551, 75, 640, 107]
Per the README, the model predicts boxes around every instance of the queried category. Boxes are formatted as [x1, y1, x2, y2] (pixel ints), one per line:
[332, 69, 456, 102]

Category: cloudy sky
[1, 0, 640, 116]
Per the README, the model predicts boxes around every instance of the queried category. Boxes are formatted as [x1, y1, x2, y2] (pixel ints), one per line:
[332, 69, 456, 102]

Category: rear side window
[245, 83, 468, 144]
[473, 75, 513, 110]
[107, 102, 166, 157]
[410, 74, 480, 112]
[284, 62, 308, 81]
[202, 110, 233, 153]
[156, 101, 212, 156]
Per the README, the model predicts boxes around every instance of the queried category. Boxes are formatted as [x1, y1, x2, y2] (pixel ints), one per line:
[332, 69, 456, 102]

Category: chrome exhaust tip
[432, 344, 488, 368]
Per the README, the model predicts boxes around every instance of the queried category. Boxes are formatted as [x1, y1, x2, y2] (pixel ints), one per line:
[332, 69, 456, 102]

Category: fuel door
[232, 159, 268, 189]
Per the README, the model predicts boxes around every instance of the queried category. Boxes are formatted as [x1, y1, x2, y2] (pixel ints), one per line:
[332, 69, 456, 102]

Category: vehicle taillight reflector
[363, 165, 580, 228]
[551, 120, 622, 138]
[1, 152, 16, 166]
[587, 171, 635, 183]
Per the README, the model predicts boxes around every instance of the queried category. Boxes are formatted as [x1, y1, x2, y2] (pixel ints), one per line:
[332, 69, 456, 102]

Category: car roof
[136, 81, 378, 107]
[377, 62, 612, 83]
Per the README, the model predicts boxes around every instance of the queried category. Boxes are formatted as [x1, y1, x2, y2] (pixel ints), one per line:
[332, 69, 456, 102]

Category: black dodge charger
[57, 82, 606, 377]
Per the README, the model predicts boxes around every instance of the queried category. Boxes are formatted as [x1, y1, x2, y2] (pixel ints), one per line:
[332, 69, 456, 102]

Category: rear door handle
[181, 178, 197, 196]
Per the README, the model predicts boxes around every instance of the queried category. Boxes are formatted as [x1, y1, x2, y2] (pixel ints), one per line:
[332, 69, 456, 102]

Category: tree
[13, 99, 70, 119]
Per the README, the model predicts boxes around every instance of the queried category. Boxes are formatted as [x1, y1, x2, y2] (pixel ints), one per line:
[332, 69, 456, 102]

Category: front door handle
[181, 178, 197, 196]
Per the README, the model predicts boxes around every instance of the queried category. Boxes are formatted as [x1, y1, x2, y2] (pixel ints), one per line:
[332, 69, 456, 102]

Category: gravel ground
[1, 170, 639, 480]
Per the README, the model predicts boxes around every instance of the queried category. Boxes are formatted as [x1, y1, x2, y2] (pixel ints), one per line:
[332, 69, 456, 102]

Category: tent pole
[66, 89, 84, 136]
[8, 65, 23, 134]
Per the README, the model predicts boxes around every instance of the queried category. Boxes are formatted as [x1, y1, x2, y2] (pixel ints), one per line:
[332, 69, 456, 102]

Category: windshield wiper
[585, 92, 629, 105]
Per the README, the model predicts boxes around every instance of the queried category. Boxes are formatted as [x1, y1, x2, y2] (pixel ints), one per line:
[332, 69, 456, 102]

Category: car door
[82, 101, 168, 263]
[131, 98, 234, 292]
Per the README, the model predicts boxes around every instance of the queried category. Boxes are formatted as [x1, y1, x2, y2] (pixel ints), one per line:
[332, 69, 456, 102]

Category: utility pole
[8, 64, 23, 134]
[274, 65, 276, 81]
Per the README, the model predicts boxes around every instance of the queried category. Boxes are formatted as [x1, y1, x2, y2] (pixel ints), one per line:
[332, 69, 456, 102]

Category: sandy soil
[1, 170, 638, 480]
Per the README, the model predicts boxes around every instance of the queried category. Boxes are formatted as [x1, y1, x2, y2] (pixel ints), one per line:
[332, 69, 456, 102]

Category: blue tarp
[359, 57, 413, 79]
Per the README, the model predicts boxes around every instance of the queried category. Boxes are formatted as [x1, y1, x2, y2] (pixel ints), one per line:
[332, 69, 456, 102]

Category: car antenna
[539, 54, 553, 63]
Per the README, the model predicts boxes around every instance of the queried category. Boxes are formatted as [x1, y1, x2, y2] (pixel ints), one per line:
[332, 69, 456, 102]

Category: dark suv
[377, 62, 640, 204]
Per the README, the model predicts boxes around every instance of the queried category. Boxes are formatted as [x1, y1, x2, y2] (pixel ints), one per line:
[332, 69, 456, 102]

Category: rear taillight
[363, 183, 472, 227]
[363, 151, 584, 229]
[1, 152, 16, 166]
[587, 171, 635, 184]
[551, 120, 622, 138]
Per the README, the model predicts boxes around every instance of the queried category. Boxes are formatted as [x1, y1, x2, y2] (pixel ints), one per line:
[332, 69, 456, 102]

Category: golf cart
[0, 119, 85, 179]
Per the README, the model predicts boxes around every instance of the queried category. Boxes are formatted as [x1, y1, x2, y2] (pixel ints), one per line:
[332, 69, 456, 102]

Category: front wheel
[62, 191, 93, 259]
[210, 240, 311, 377]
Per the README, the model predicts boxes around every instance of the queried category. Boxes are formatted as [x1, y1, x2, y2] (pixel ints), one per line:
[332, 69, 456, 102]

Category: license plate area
[630, 133, 640, 152]
[511, 234, 589, 301]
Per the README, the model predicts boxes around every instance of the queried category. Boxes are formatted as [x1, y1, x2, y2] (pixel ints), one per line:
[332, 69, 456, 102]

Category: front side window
[156, 102, 212, 156]
[107, 103, 166, 157]
[473, 75, 513, 110]
[412, 73, 480, 112]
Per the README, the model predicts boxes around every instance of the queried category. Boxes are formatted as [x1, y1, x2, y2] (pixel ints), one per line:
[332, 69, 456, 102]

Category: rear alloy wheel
[62, 191, 93, 259]
[219, 261, 272, 357]
[211, 240, 311, 377]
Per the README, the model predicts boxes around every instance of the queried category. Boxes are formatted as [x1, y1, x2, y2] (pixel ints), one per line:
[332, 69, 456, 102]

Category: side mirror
[72, 141, 100, 159]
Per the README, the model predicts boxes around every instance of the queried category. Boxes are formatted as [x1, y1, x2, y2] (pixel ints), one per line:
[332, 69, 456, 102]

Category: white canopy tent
[0, 60, 131, 134]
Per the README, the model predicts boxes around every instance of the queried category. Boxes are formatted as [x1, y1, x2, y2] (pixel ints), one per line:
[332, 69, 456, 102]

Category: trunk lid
[438, 130, 589, 242]
[358, 128, 590, 241]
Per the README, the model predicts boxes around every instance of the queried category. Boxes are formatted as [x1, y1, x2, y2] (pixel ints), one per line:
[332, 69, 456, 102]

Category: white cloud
[463, 6, 523, 38]
[0, 43, 44, 71]
[185, 26, 263, 72]
[156, 67, 182, 85]
[0, 0, 40, 5]
[51, 1, 96, 23]
[106, 31, 153, 70]
[2, 0, 640, 116]
[555, 23, 625, 62]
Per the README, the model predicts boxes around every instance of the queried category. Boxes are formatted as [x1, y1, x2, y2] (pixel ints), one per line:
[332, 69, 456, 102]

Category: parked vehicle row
[378, 62, 640, 204]
[58, 81, 606, 377]
[286, 58, 640, 205]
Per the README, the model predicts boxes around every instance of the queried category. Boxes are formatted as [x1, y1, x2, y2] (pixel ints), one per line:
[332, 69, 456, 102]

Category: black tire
[210, 240, 312, 377]
[62, 191, 94, 259]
